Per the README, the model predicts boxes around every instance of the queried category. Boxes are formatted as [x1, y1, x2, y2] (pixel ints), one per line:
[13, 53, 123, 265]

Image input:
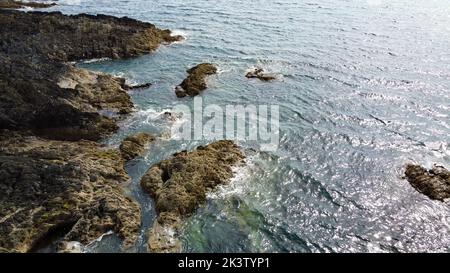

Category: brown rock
[0, 10, 181, 141]
[175, 63, 217, 97]
[404, 164, 450, 201]
[0, 132, 141, 252]
[119, 132, 155, 161]
[245, 67, 277, 81]
[140, 140, 245, 252]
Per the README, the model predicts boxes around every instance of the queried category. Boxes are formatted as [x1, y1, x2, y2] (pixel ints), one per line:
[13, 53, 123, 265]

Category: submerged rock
[140, 140, 245, 252]
[245, 67, 276, 81]
[404, 164, 450, 201]
[175, 63, 217, 97]
[0, 132, 141, 252]
[0, 0, 56, 9]
[119, 132, 155, 161]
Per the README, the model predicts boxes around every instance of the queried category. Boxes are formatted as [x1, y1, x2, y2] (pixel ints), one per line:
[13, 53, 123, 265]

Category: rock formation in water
[124, 82, 153, 90]
[0, 131, 141, 252]
[0, 10, 181, 252]
[0, 10, 182, 140]
[404, 164, 450, 202]
[175, 63, 217, 98]
[245, 67, 276, 81]
[119, 132, 155, 161]
[0, 0, 56, 9]
[140, 140, 245, 252]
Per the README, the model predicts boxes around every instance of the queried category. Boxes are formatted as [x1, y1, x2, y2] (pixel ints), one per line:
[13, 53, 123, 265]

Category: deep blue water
[39, 0, 450, 252]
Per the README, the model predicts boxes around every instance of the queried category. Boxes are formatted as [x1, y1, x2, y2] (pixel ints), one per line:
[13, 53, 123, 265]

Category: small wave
[20, 7, 34, 11]
[171, 29, 188, 43]
[207, 155, 257, 200]
[81, 57, 111, 64]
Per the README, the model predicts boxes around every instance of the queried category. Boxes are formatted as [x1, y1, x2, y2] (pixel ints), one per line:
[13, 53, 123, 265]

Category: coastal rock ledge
[0, 10, 182, 141]
[0, 10, 181, 252]
[140, 140, 245, 252]
[0, 132, 141, 253]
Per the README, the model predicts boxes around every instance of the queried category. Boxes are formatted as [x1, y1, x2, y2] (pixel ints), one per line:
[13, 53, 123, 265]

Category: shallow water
[43, 0, 450, 252]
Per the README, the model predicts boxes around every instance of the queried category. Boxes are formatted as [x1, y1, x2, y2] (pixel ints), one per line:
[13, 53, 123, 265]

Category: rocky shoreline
[0, 9, 182, 252]
[1, 4, 448, 255]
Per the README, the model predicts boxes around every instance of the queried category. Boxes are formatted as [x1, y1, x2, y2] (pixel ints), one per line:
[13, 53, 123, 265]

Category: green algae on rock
[140, 140, 245, 252]
[175, 63, 217, 98]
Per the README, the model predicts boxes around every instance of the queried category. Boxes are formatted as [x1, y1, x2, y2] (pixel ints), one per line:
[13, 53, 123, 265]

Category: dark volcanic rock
[140, 140, 245, 252]
[119, 132, 155, 161]
[175, 63, 217, 98]
[0, 0, 56, 9]
[404, 164, 450, 201]
[0, 10, 181, 141]
[245, 67, 276, 81]
[0, 132, 141, 252]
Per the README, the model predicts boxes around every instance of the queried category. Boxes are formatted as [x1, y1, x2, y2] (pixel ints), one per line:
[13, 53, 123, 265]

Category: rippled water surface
[44, 0, 450, 252]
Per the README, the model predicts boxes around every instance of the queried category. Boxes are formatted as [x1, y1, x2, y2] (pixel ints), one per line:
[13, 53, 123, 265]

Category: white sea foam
[170, 29, 188, 43]
[207, 155, 256, 200]
[81, 57, 111, 64]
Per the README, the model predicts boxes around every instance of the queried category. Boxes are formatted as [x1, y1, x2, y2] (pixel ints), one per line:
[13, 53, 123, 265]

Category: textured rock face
[119, 132, 155, 161]
[0, 10, 182, 62]
[0, 10, 181, 141]
[404, 164, 450, 201]
[0, 132, 141, 252]
[245, 67, 276, 81]
[140, 140, 245, 252]
[175, 63, 217, 98]
[0, 10, 182, 253]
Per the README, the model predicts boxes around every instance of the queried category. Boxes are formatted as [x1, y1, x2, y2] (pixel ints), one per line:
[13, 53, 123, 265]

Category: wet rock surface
[0, 132, 141, 252]
[0, 10, 181, 252]
[175, 63, 217, 97]
[124, 82, 153, 90]
[0, 10, 181, 140]
[140, 140, 245, 252]
[245, 67, 276, 81]
[404, 164, 450, 201]
[119, 132, 155, 161]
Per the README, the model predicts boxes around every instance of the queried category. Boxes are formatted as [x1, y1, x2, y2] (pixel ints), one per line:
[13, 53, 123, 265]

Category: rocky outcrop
[0, 10, 182, 141]
[245, 67, 276, 81]
[140, 140, 245, 252]
[0, 132, 141, 252]
[0, 0, 56, 9]
[404, 164, 450, 201]
[119, 132, 155, 161]
[0, 10, 181, 253]
[175, 63, 217, 98]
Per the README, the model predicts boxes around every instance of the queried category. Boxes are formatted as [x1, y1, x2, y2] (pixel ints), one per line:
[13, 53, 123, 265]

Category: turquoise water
[46, 0, 449, 252]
